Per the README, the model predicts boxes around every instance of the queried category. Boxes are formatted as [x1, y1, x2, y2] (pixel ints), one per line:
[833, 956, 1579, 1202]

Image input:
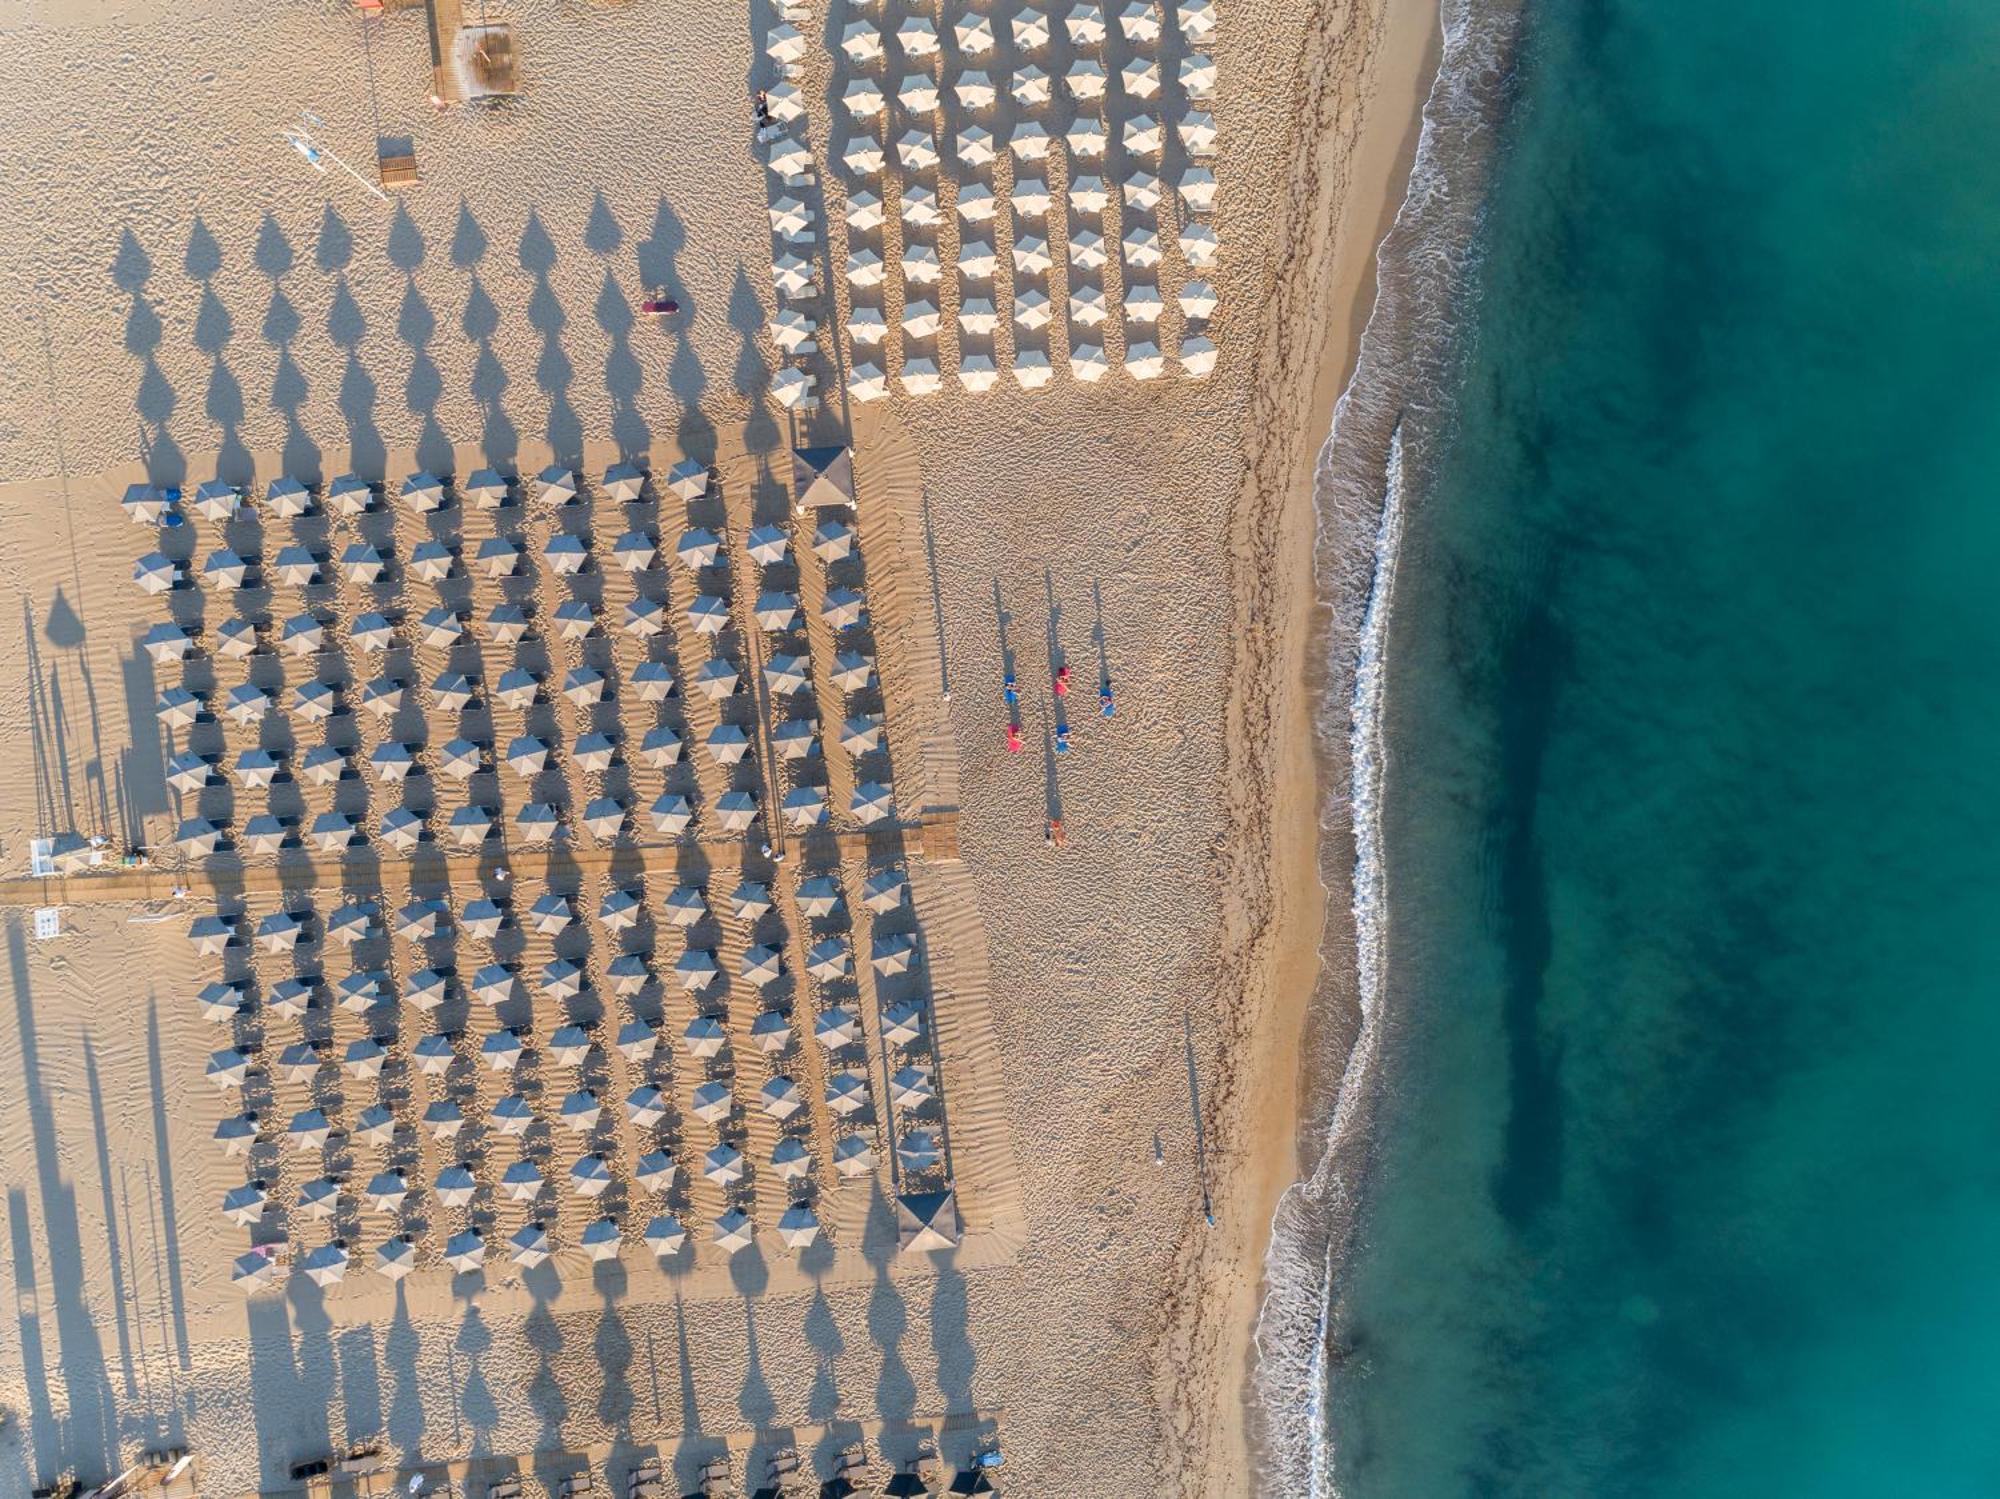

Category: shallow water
[1327, 0, 2000, 1493]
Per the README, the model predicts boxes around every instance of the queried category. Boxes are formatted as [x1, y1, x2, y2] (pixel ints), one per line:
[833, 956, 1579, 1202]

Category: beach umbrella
[741, 945, 784, 988]
[188, 914, 233, 957]
[757, 1076, 803, 1123]
[898, 1129, 943, 1172]
[542, 959, 583, 1001]
[638, 725, 683, 769]
[353, 1106, 395, 1147]
[766, 78, 805, 123]
[765, 20, 805, 62]
[231, 1249, 281, 1292]
[1180, 167, 1220, 214]
[665, 458, 708, 501]
[279, 612, 324, 656]
[1014, 8, 1053, 48]
[434, 1164, 477, 1208]
[703, 1143, 746, 1188]
[506, 735, 548, 779]
[327, 474, 373, 515]
[848, 305, 888, 346]
[617, 1018, 659, 1063]
[841, 713, 886, 754]
[1126, 340, 1167, 380]
[817, 1006, 864, 1050]
[1180, 51, 1219, 97]
[806, 938, 851, 983]
[663, 884, 708, 927]
[456, 899, 502, 940]
[1008, 119, 1051, 162]
[832, 650, 876, 691]
[122, 483, 173, 524]
[562, 666, 607, 707]
[1065, 117, 1106, 159]
[712, 1209, 755, 1254]
[896, 1189, 961, 1252]
[174, 818, 222, 856]
[895, 14, 938, 54]
[597, 887, 641, 936]
[431, 670, 475, 711]
[625, 596, 666, 639]
[744, 524, 790, 567]
[570, 1153, 612, 1199]
[1122, 56, 1161, 97]
[762, 1136, 808, 1183]
[166, 752, 212, 795]
[750, 1010, 794, 1058]
[776, 1202, 821, 1252]
[273, 546, 320, 587]
[716, 790, 759, 832]
[956, 125, 997, 168]
[536, 465, 577, 506]
[493, 1094, 534, 1137]
[203, 550, 248, 590]
[691, 1081, 734, 1127]
[301, 750, 349, 791]
[773, 251, 815, 297]
[898, 129, 939, 174]
[482, 1029, 526, 1072]
[463, 468, 510, 508]
[221, 1182, 268, 1227]
[901, 245, 942, 284]
[1012, 173, 1053, 216]
[846, 188, 887, 232]
[687, 594, 729, 635]
[374, 1238, 417, 1282]
[891, 1064, 935, 1111]
[607, 531, 657, 576]
[960, 298, 1000, 338]
[650, 793, 694, 835]
[310, 810, 357, 849]
[277, 1041, 323, 1083]
[546, 534, 589, 576]
[1181, 222, 1221, 267]
[840, 77, 886, 118]
[1118, 0, 1161, 40]
[476, 536, 520, 579]
[449, 805, 494, 848]
[645, 1215, 689, 1257]
[257, 909, 306, 953]
[509, 1223, 551, 1268]
[1126, 280, 1166, 322]
[835, 1134, 878, 1178]
[825, 1070, 871, 1117]
[286, 1108, 332, 1152]
[868, 863, 916, 911]
[1180, 0, 1217, 37]
[212, 617, 257, 660]
[1071, 340, 1111, 382]
[1070, 174, 1109, 214]
[582, 1218, 623, 1263]
[344, 1037, 387, 1080]
[196, 981, 247, 1024]
[705, 723, 751, 764]
[731, 880, 774, 920]
[682, 1014, 727, 1060]
[769, 195, 813, 240]
[141, 622, 195, 664]
[193, 479, 241, 521]
[400, 472, 445, 512]
[528, 892, 573, 937]
[677, 527, 722, 570]
[627, 1084, 667, 1128]
[958, 239, 998, 279]
[823, 585, 867, 628]
[405, 967, 449, 1012]
[502, 1161, 545, 1203]
[369, 741, 416, 783]
[1122, 114, 1164, 156]
[864, 868, 908, 912]
[350, 613, 395, 652]
[601, 460, 646, 504]
[954, 69, 996, 110]
[954, 12, 994, 52]
[755, 590, 802, 632]
[1124, 173, 1164, 213]
[872, 933, 918, 975]
[676, 949, 721, 992]
[411, 540, 453, 580]
[884, 999, 927, 1047]
[1014, 289, 1053, 331]
[1001, 61, 1046, 107]
[956, 183, 997, 225]
[902, 182, 940, 227]
[1180, 336, 1219, 378]
[422, 1097, 464, 1135]
[770, 306, 817, 353]
[839, 19, 883, 62]
[559, 1089, 602, 1133]
[634, 1151, 677, 1195]
[902, 299, 942, 339]
[293, 680, 336, 722]
[301, 1243, 350, 1287]
[843, 138, 886, 175]
[783, 786, 829, 827]
[805, 522, 852, 569]
[360, 676, 406, 718]
[237, 747, 283, 788]
[364, 1171, 409, 1213]
[379, 808, 423, 852]
[495, 667, 539, 709]
[445, 1231, 487, 1274]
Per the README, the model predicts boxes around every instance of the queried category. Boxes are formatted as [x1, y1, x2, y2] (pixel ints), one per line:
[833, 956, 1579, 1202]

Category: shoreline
[1159, 0, 1445, 1491]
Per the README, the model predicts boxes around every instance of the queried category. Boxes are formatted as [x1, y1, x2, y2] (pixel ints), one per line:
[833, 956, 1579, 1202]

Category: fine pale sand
[0, 0, 1438, 1493]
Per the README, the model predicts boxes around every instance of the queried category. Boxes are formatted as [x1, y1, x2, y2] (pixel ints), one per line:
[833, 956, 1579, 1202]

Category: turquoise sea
[1310, 0, 2000, 1494]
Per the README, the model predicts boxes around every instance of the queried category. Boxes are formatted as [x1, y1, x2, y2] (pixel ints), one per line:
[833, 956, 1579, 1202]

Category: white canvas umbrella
[1124, 173, 1164, 212]
[1180, 166, 1219, 214]
[768, 1136, 810, 1182]
[825, 1070, 871, 1117]
[761, 1076, 804, 1122]
[864, 867, 909, 912]
[340, 543, 386, 583]
[767, 79, 805, 121]
[895, 15, 938, 55]
[901, 244, 941, 283]
[1070, 228, 1108, 269]
[1012, 175, 1053, 217]
[691, 1081, 734, 1126]
[645, 1215, 688, 1256]
[765, 21, 805, 62]
[1015, 10, 1053, 49]
[650, 793, 694, 835]
[841, 77, 886, 118]
[142, 623, 194, 664]
[717, 791, 759, 832]
[797, 876, 844, 918]
[344, 1037, 387, 1080]
[449, 806, 495, 849]
[899, 356, 940, 395]
[462, 467, 509, 508]
[839, 19, 884, 61]
[770, 306, 817, 353]
[435, 1165, 477, 1207]
[287, 1108, 331, 1151]
[816, 1006, 864, 1049]
[899, 1130, 943, 1172]
[1180, 0, 1217, 37]
[713, 1209, 755, 1254]
[954, 13, 994, 53]
[570, 1153, 612, 1198]
[327, 473, 373, 515]
[541, 959, 584, 1002]
[493, 1096, 534, 1138]
[634, 1151, 677, 1195]
[422, 1096, 463, 1134]
[843, 138, 886, 175]
[203, 550, 248, 590]
[1179, 280, 1219, 320]
[746, 522, 790, 564]
[1123, 57, 1161, 97]
[902, 299, 942, 338]
[410, 540, 453, 580]
[772, 366, 814, 408]
[535, 464, 577, 505]
[777, 1203, 820, 1251]
[1071, 340, 1111, 382]
[741, 944, 784, 988]
[676, 949, 721, 992]
[813, 518, 855, 561]
[832, 650, 876, 690]
[1070, 174, 1109, 214]
[765, 652, 812, 694]
[613, 530, 657, 571]
[829, 1133, 874, 1179]
[773, 252, 815, 297]
[1066, 118, 1106, 159]
[1124, 226, 1163, 269]
[959, 239, 998, 279]
[1010, 119, 1050, 161]
[891, 1064, 935, 1110]
[1181, 222, 1221, 266]
[1127, 340, 1167, 379]
[582, 1218, 622, 1263]
[703, 1143, 746, 1188]
[774, 719, 820, 762]
[1180, 336, 1218, 377]
[273, 546, 320, 586]
[955, 182, 997, 224]
[445, 1231, 487, 1274]
[687, 593, 729, 635]
[768, 136, 813, 178]
[841, 712, 886, 753]
[1181, 110, 1219, 155]
[400, 471, 445, 512]
[769, 195, 813, 239]
[617, 1017, 659, 1059]
[193, 479, 241, 521]
[954, 68, 996, 108]
[1123, 114, 1164, 156]
[872, 933, 918, 975]
[883, 999, 927, 1047]
[122, 483, 173, 524]
[1125, 281, 1166, 323]
[666, 458, 708, 500]
[509, 1223, 551, 1267]
[846, 190, 886, 232]
[232, 1249, 282, 1292]
[851, 780, 894, 824]
[197, 982, 247, 1024]
[302, 1243, 349, 1287]
[755, 590, 801, 631]
[806, 938, 852, 982]
[956, 125, 996, 168]
[1070, 286, 1108, 327]
[677, 527, 722, 568]
[1181, 52, 1218, 97]
[663, 884, 708, 927]
[898, 129, 939, 173]
[1067, 59, 1107, 103]
[626, 1084, 667, 1129]
[848, 249, 886, 289]
[848, 306, 889, 347]
[559, 1089, 602, 1133]
[732, 880, 774, 920]
[752, 1009, 795, 1056]
[901, 183, 940, 227]
[299, 1175, 344, 1216]
[1119, 0, 1161, 41]
[694, 658, 741, 702]
[502, 1161, 544, 1203]
[682, 1014, 727, 1059]
[364, 1171, 409, 1213]
[957, 353, 999, 393]
[482, 1029, 526, 1072]
[1014, 289, 1053, 331]
[630, 661, 673, 701]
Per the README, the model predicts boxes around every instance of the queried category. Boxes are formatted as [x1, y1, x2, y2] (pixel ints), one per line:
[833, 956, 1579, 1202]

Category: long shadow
[257, 212, 322, 482]
[144, 1002, 192, 1371]
[336, 1323, 384, 1444]
[931, 1262, 975, 1414]
[322, 206, 386, 480]
[595, 265, 652, 459]
[455, 203, 519, 466]
[385, 1282, 427, 1450]
[803, 1286, 844, 1424]
[521, 211, 584, 465]
[82, 1038, 138, 1398]
[112, 229, 184, 486]
[863, 1186, 916, 1424]
[187, 218, 251, 484]
[247, 1290, 322, 1488]
[387, 206, 454, 475]
[7, 918, 118, 1484]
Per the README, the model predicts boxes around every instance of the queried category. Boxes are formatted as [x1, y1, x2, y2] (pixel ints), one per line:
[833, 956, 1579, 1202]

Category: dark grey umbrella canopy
[791, 445, 856, 509]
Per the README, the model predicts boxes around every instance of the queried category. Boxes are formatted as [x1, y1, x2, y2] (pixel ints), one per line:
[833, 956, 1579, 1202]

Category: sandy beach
[0, 0, 1438, 1493]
